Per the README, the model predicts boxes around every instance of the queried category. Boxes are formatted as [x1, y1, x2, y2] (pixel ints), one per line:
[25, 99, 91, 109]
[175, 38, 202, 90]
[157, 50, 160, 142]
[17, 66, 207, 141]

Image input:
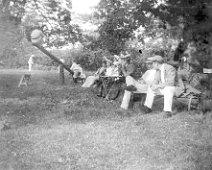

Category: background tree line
[0, 0, 212, 73]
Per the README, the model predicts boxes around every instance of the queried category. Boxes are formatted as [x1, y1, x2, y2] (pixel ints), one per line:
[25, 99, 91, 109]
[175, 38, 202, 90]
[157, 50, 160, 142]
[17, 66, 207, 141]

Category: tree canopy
[1, 0, 212, 71]
[95, 0, 212, 63]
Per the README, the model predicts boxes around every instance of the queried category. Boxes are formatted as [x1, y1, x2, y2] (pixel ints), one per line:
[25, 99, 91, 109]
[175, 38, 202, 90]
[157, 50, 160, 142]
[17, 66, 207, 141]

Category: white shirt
[70, 62, 83, 72]
[105, 67, 114, 76]
[142, 69, 156, 85]
[160, 64, 165, 83]
[70, 62, 86, 78]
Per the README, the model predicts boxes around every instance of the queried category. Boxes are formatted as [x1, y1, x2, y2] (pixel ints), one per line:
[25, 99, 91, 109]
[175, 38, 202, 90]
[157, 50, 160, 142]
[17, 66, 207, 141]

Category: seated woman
[97, 56, 123, 100]
[70, 60, 86, 83]
[82, 61, 107, 88]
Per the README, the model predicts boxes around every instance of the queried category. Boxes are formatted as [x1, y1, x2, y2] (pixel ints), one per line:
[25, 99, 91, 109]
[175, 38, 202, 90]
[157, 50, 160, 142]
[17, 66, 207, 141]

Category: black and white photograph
[0, 0, 212, 169]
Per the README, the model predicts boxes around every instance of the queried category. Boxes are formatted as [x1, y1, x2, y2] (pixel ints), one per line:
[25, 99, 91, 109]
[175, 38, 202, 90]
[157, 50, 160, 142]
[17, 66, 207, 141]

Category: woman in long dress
[82, 61, 107, 88]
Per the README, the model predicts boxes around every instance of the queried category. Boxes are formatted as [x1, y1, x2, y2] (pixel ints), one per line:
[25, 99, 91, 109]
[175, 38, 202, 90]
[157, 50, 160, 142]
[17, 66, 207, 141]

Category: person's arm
[152, 66, 176, 90]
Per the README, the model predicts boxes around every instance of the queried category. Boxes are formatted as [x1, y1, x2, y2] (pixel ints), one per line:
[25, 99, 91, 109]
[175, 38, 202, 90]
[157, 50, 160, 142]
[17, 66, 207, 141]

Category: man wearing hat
[143, 55, 177, 118]
[120, 59, 158, 110]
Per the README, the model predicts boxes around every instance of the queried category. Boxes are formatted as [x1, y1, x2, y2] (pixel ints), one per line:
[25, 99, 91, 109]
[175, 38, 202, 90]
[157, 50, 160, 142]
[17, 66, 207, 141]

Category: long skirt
[82, 76, 98, 88]
[97, 77, 125, 100]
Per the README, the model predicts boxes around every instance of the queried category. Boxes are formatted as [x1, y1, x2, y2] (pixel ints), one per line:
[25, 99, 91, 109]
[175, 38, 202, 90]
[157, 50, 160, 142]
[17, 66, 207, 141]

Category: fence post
[59, 59, 65, 85]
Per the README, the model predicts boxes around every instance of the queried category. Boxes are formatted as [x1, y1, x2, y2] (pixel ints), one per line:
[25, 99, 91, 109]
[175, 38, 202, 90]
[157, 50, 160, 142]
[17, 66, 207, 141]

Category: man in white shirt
[143, 55, 176, 118]
[120, 60, 157, 110]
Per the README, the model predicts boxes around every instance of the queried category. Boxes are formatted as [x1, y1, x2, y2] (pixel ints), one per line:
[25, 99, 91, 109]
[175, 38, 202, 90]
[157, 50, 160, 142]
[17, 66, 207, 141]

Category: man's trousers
[144, 86, 176, 112]
[121, 76, 148, 110]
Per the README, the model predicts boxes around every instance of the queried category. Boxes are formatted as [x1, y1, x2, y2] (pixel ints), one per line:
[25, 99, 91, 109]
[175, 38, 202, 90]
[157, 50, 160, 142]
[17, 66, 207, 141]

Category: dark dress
[96, 63, 137, 100]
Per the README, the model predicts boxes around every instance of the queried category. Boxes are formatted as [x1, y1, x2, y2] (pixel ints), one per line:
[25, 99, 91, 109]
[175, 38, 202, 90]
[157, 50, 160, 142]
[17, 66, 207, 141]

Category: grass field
[0, 69, 212, 170]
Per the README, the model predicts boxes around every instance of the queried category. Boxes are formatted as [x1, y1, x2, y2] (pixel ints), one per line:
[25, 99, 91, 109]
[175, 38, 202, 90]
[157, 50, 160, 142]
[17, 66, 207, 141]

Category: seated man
[143, 55, 177, 118]
[70, 60, 86, 83]
[120, 60, 158, 110]
[82, 61, 107, 88]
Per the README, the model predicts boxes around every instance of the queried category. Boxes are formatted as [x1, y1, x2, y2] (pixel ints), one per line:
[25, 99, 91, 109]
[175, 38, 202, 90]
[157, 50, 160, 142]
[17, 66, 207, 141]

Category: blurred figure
[31, 29, 44, 45]
[82, 61, 107, 88]
[70, 60, 86, 83]
[28, 55, 35, 71]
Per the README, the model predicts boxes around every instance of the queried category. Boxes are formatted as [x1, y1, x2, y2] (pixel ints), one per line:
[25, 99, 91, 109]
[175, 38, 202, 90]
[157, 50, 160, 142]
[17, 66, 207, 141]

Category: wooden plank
[33, 44, 74, 76]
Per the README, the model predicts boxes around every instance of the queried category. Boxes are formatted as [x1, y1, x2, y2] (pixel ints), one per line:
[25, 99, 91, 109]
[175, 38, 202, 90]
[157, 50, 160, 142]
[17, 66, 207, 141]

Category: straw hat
[147, 55, 164, 62]
[120, 53, 130, 59]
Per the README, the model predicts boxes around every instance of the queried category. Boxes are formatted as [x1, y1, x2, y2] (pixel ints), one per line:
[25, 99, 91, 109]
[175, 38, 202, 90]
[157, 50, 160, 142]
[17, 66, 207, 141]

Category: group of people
[65, 52, 199, 118]
[27, 49, 201, 118]
[121, 55, 177, 118]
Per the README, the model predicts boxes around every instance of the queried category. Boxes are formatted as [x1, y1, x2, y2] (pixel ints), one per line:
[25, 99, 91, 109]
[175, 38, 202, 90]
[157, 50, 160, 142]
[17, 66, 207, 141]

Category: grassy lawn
[0, 69, 212, 170]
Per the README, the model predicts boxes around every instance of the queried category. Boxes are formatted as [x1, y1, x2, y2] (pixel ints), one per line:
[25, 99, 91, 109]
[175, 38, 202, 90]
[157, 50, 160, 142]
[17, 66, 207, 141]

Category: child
[70, 61, 86, 83]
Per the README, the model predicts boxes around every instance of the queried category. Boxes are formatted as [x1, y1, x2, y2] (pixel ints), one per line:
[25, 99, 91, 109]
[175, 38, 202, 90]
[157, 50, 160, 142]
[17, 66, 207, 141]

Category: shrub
[70, 49, 104, 71]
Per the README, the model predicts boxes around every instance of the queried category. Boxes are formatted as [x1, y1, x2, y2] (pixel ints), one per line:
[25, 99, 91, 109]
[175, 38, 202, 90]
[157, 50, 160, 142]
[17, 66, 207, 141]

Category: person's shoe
[162, 111, 173, 118]
[125, 85, 137, 92]
[117, 108, 133, 117]
[143, 105, 152, 114]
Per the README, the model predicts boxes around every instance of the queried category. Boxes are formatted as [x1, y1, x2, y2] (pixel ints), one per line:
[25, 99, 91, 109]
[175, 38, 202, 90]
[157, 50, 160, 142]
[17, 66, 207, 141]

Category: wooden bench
[130, 89, 200, 111]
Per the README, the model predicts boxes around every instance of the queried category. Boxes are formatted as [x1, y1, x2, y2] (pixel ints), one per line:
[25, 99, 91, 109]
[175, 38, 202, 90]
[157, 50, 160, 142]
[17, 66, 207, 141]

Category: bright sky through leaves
[72, 0, 100, 14]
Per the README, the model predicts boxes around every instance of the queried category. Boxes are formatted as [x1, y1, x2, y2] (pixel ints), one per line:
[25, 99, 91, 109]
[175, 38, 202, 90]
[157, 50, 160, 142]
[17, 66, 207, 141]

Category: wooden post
[32, 43, 74, 76]
[59, 59, 65, 85]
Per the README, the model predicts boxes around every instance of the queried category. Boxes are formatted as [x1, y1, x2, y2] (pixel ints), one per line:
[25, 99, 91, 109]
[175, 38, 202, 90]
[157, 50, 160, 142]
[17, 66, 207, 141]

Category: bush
[70, 49, 104, 71]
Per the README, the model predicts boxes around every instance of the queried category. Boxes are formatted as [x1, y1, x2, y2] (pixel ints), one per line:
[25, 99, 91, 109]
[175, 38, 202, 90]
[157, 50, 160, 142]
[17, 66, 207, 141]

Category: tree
[94, 0, 151, 54]
[96, 0, 212, 63]
[0, 0, 26, 62]
[23, 0, 83, 47]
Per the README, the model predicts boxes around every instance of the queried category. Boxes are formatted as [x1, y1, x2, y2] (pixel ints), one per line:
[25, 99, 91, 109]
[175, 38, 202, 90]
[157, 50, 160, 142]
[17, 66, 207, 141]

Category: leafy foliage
[23, 0, 83, 47]
[94, 0, 150, 54]
[96, 0, 212, 64]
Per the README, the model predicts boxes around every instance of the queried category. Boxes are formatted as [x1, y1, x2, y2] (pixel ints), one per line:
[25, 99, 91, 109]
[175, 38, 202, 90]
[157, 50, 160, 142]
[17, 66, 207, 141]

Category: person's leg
[104, 78, 114, 98]
[29, 64, 32, 71]
[125, 76, 137, 86]
[82, 76, 96, 87]
[144, 87, 156, 109]
[162, 86, 176, 112]
[120, 90, 132, 109]
[120, 76, 138, 109]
